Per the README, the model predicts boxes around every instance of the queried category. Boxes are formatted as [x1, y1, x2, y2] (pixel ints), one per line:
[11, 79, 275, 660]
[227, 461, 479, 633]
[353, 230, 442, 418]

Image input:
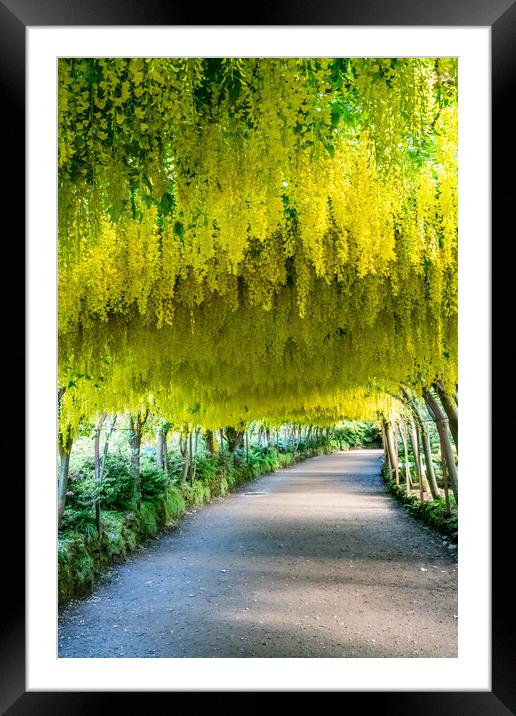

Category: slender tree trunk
[245, 430, 249, 463]
[248, 422, 256, 447]
[129, 425, 142, 504]
[156, 422, 171, 472]
[157, 429, 164, 469]
[180, 428, 190, 483]
[100, 414, 117, 482]
[410, 417, 430, 497]
[408, 417, 427, 496]
[382, 421, 392, 480]
[433, 381, 458, 450]
[420, 420, 440, 499]
[412, 423, 423, 501]
[57, 387, 74, 528]
[424, 391, 458, 503]
[58, 443, 72, 528]
[384, 420, 396, 481]
[188, 429, 194, 484]
[400, 422, 412, 494]
[163, 435, 169, 479]
[407, 419, 419, 481]
[191, 426, 200, 483]
[441, 449, 451, 516]
[393, 422, 400, 485]
[129, 409, 148, 507]
[206, 429, 215, 454]
[380, 423, 390, 477]
[94, 411, 107, 534]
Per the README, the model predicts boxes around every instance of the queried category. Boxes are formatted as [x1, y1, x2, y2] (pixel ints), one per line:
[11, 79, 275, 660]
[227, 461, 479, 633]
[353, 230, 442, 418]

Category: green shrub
[66, 472, 98, 511]
[333, 421, 381, 449]
[163, 487, 185, 522]
[278, 452, 293, 468]
[139, 501, 158, 538]
[58, 534, 96, 605]
[140, 456, 168, 499]
[195, 455, 219, 481]
[60, 507, 98, 537]
[186, 480, 210, 506]
[122, 513, 139, 551]
[101, 511, 127, 561]
[100, 453, 134, 509]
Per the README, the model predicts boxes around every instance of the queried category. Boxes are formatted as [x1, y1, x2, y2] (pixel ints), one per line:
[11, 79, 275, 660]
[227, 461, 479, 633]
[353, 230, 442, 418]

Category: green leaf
[173, 221, 185, 241]
[330, 105, 342, 128]
[159, 191, 175, 216]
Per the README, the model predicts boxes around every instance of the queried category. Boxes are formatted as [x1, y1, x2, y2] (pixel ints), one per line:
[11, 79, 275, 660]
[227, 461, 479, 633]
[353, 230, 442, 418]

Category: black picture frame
[8, 0, 507, 712]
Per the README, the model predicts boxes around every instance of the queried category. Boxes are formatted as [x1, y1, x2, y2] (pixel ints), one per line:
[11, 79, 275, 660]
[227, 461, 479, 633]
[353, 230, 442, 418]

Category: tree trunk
[420, 420, 440, 499]
[156, 422, 172, 471]
[433, 381, 458, 451]
[380, 422, 390, 477]
[424, 391, 458, 503]
[100, 414, 117, 482]
[384, 420, 397, 481]
[57, 387, 74, 528]
[163, 435, 169, 479]
[129, 426, 142, 503]
[411, 422, 423, 501]
[393, 422, 400, 485]
[410, 418, 428, 499]
[205, 430, 215, 454]
[188, 429, 194, 484]
[180, 428, 190, 484]
[440, 449, 450, 515]
[156, 430, 164, 469]
[129, 409, 148, 507]
[383, 423, 391, 473]
[58, 443, 72, 528]
[400, 422, 412, 494]
[191, 426, 200, 483]
[94, 411, 107, 534]
[408, 417, 427, 497]
[224, 427, 244, 454]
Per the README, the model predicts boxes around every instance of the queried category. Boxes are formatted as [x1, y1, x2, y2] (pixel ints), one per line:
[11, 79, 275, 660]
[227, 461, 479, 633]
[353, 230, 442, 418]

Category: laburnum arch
[57, 57, 458, 435]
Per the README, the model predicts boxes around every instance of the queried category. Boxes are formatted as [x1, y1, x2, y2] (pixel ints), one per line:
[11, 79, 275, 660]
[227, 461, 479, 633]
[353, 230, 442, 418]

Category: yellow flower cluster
[58, 57, 457, 433]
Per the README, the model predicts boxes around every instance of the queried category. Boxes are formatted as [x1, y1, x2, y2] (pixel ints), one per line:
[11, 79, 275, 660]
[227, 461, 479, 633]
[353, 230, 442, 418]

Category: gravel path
[58, 449, 458, 658]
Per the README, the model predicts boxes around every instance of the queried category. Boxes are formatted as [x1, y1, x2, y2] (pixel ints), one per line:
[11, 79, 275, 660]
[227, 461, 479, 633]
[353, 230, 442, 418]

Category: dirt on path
[58, 449, 458, 658]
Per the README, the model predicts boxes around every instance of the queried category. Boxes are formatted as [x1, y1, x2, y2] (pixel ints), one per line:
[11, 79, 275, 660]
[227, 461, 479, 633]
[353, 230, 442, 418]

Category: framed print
[7, 0, 510, 711]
